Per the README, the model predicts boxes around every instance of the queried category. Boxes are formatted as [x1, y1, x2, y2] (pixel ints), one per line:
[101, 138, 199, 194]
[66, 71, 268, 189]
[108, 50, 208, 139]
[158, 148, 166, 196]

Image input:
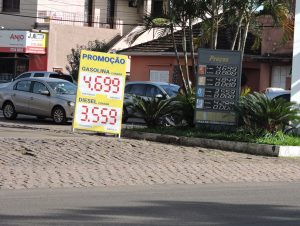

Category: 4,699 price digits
[81, 73, 124, 100]
[76, 103, 121, 131]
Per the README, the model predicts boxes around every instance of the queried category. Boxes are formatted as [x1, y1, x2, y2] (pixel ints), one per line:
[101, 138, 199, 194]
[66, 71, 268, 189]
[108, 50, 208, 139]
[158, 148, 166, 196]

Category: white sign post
[292, 1, 300, 104]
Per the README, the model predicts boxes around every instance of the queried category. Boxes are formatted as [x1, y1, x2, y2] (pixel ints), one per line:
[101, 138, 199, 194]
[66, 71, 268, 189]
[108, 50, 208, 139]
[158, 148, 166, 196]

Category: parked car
[264, 87, 291, 101]
[14, 71, 75, 83]
[0, 77, 76, 124]
[123, 81, 181, 122]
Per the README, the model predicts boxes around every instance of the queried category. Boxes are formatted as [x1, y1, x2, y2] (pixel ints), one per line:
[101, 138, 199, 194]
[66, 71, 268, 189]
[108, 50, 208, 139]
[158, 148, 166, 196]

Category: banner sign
[0, 30, 47, 54]
[73, 50, 127, 135]
[195, 48, 242, 126]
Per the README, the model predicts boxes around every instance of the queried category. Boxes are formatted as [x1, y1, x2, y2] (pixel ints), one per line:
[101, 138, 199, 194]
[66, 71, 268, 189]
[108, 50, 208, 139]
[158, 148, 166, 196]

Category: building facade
[0, 0, 163, 81]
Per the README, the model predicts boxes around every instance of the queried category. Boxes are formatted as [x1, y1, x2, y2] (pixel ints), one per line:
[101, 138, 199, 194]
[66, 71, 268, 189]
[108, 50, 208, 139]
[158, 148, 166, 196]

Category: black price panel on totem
[206, 65, 238, 77]
[196, 49, 242, 126]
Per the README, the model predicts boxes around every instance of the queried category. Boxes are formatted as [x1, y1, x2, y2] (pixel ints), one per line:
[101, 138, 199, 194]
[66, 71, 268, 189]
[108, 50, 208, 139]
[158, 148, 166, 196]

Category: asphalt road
[1, 182, 300, 226]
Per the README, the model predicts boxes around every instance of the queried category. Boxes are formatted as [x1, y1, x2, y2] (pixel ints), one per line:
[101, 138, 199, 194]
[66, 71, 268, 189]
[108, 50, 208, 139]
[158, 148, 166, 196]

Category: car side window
[125, 85, 132, 94]
[15, 81, 31, 92]
[129, 84, 146, 96]
[15, 73, 31, 80]
[49, 73, 73, 83]
[274, 94, 290, 102]
[32, 82, 48, 94]
[145, 85, 163, 97]
[33, 73, 45, 77]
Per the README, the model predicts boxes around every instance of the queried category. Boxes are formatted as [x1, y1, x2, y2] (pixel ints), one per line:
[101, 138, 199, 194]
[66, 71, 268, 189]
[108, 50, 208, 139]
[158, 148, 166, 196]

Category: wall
[261, 16, 293, 55]
[291, 0, 300, 104]
[47, 23, 120, 74]
[129, 55, 194, 84]
[0, 0, 38, 29]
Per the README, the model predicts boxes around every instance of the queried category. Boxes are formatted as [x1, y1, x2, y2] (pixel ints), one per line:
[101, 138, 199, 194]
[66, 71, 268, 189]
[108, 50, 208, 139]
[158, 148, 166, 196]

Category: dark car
[123, 81, 181, 122]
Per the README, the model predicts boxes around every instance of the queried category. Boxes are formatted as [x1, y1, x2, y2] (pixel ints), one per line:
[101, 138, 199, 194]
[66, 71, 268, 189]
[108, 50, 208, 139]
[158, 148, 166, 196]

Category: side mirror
[155, 94, 163, 98]
[40, 90, 50, 96]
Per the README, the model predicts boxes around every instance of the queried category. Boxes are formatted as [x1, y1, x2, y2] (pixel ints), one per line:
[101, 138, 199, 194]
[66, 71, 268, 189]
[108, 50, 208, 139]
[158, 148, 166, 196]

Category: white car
[264, 87, 290, 101]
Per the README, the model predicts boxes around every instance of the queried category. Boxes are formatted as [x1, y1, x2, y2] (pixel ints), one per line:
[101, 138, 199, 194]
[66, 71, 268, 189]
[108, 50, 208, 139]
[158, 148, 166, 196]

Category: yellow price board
[73, 50, 127, 135]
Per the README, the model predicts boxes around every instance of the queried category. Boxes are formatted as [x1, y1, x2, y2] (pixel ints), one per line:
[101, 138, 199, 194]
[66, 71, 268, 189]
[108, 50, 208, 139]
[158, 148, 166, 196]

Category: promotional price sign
[195, 49, 242, 126]
[73, 50, 127, 135]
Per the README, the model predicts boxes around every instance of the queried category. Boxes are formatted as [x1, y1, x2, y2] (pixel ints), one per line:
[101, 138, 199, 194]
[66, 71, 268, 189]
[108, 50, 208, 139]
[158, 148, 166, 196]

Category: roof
[119, 23, 261, 55]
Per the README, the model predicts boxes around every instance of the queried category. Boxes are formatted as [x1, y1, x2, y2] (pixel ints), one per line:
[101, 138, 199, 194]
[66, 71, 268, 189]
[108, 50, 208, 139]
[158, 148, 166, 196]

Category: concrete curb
[122, 130, 300, 157]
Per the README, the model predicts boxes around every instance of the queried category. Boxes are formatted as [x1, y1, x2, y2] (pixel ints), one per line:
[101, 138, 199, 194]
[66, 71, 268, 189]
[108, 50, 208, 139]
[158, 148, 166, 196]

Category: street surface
[1, 182, 300, 226]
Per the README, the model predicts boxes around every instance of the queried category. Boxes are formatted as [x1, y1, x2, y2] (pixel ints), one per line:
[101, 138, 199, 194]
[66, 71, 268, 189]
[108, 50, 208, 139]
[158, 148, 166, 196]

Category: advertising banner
[0, 30, 47, 54]
[73, 50, 127, 135]
[195, 48, 242, 126]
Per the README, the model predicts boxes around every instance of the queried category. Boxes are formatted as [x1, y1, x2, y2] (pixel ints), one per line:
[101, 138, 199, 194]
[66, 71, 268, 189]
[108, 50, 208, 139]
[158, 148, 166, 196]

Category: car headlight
[68, 101, 75, 107]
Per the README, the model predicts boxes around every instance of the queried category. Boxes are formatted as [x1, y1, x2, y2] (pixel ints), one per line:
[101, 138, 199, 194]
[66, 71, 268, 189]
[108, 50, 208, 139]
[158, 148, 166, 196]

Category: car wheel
[122, 107, 128, 123]
[3, 102, 17, 120]
[52, 106, 66, 124]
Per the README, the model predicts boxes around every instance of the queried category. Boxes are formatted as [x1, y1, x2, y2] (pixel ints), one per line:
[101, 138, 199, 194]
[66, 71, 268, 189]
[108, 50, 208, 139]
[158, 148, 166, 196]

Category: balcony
[36, 11, 122, 30]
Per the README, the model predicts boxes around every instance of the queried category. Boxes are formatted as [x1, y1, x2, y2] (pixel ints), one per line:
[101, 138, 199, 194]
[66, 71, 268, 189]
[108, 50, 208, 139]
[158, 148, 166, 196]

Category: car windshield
[47, 81, 77, 95]
[161, 85, 180, 97]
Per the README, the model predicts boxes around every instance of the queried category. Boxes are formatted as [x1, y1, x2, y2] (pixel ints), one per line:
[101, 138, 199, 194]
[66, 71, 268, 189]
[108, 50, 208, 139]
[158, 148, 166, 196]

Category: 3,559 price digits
[76, 103, 121, 131]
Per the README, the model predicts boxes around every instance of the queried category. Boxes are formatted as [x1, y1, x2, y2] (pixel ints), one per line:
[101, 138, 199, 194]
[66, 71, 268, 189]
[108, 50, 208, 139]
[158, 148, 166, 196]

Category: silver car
[0, 78, 76, 124]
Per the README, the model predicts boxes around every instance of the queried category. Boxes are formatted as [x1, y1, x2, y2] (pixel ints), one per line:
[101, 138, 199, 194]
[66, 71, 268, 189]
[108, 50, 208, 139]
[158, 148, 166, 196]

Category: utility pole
[291, 1, 300, 105]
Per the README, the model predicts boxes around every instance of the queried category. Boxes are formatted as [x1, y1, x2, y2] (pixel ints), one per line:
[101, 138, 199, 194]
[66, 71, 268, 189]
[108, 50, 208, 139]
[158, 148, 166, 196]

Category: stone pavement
[0, 122, 300, 190]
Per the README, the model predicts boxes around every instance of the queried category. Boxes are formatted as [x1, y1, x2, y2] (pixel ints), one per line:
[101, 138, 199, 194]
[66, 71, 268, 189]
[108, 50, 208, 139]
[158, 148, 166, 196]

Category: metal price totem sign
[195, 48, 242, 126]
[73, 50, 127, 135]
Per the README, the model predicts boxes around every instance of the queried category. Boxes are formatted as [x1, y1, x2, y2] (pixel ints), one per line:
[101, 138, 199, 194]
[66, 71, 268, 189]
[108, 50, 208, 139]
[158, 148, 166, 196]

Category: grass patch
[126, 127, 300, 146]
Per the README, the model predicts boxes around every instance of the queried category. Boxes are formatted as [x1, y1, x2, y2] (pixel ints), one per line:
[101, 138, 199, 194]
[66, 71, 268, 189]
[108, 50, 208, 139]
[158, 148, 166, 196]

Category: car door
[11, 80, 32, 114]
[29, 81, 51, 116]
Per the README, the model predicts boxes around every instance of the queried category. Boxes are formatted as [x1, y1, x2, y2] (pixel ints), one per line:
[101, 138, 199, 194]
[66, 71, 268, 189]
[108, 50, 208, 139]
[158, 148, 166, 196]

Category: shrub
[126, 95, 182, 128]
[175, 90, 196, 127]
[234, 92, 300, 134]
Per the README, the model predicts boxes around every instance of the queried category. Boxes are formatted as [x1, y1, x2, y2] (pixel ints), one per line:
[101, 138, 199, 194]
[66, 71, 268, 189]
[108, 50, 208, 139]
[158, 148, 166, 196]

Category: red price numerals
[80, 105, 118, 125]
[83, 75, 120, 94]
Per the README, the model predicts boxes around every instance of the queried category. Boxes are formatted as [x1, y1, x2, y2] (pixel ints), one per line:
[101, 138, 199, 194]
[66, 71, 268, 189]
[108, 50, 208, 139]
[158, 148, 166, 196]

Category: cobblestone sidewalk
[1, 135, 300, 190]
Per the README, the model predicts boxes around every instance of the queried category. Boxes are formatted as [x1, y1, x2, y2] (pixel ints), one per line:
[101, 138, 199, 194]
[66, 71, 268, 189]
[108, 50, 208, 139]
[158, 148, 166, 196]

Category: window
[15, 81, 31, 92]
[33, 73, 45, 78]
[107, 0, 115, 28]
[150, 70, 169, 83]
[49, 73, 73, 83]
[145, 85, 163, 97]
[32, 82, 48, 94]
[274, 94, 290, 102]
[129, 84, 146, 96]
[152, 0, 164, 17]
[15, 73, 31, 80]
[2, 0, 20, 12]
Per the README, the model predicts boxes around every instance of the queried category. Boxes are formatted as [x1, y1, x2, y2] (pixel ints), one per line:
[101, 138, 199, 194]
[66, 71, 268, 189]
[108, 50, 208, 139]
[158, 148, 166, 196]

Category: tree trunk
[210, 0, 217, 49]
[241, 19, 250, 59]
[188, 17, 197, 86]
[214, 19, 219, 49]
[182, 24, 192, 92]
[231, 13, 244, 50]
[171, 24, 188, 94]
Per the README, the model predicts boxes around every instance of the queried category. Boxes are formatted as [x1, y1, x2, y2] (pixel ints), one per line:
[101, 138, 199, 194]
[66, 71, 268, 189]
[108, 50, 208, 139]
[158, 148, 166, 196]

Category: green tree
[66, 40, 108, 81]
